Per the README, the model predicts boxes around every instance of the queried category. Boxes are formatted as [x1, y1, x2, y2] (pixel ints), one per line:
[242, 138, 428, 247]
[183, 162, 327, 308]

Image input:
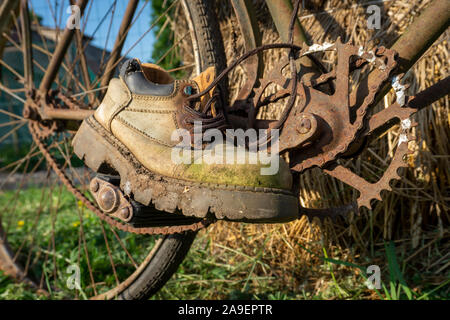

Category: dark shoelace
[184, 0, 303, 148]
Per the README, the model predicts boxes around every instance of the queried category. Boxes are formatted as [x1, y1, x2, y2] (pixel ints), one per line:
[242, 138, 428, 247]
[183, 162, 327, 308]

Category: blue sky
[31, 0, 156, 62]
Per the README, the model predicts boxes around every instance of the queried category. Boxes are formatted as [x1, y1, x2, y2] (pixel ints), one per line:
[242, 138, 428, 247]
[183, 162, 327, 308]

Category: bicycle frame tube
[100, 0, 139, 88]
[231, 0, 263, 108]
[351, 0, 450, 109]
[265, 0, 320, 81]
[265, 0, 309, 44]
[391, 0, 450, 74]
[20, 0, 33, 91]
[38, 0, 89, 95]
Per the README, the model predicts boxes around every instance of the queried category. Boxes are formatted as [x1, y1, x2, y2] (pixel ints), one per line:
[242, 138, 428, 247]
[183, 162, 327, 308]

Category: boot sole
[72, 116, 299, 223]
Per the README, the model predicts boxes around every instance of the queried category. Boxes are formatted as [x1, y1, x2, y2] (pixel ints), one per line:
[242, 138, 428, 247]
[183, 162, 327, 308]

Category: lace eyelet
[182, 84, 195, 97]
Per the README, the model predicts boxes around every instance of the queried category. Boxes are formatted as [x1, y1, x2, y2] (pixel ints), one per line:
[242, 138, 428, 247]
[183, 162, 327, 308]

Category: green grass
[0, 187, 156, 299]
[0, 187, 448, 300]
[157, 231, 449, 300]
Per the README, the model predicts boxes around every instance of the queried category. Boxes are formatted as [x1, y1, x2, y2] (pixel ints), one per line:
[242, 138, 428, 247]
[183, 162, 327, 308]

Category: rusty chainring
[252, 39, 417, 214]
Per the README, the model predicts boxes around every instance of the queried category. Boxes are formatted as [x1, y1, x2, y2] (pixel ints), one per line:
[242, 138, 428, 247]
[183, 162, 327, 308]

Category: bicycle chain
[29, 121, 211, 235]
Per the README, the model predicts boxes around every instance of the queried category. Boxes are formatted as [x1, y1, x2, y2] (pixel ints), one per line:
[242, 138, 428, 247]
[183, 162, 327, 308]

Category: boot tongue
[192, 67, 217, 116]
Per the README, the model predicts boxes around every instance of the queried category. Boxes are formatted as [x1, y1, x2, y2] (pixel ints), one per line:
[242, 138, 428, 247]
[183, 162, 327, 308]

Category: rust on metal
[324, 131, 414, 210]
[247, 34, 425, 216]
[279, 112, 319, 153]
[366, 76, 449, 144]
[390, 0, 450, 74]
[407, 76, 450, 111]
[38, 0, 89, 96]
[90, 177, 134, 223]
[20, 0, 33, 90]
[257, 40, 397, 172]
[350, 0, 450, 110]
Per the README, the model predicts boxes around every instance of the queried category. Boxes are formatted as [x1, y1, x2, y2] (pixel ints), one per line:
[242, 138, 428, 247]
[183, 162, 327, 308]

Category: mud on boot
[72, 59, 299, 223]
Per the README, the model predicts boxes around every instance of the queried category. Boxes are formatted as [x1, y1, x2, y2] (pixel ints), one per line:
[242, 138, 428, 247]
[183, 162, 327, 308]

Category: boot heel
[72, 117, 118, 174]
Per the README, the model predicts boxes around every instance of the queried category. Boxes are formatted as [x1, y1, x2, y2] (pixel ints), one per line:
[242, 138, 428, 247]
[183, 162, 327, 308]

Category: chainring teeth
[277, 42, 416, 215]
[278, 42, 397, 172]
[357, 127, 416, 211]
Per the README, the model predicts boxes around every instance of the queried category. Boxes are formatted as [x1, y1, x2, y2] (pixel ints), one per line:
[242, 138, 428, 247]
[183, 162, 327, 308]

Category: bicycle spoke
[15, 174, 52, 268]
[98, 0, 140, 88]
[167, 63, 195, 73]
[0, 119, 25, 128]
[100, 221, 120, 286]
[0, 58, 25, 83]
[97, 1, 118, 75]
[45, 0, 58, 32]
[0, 121, 27, 145]
[20, 0, 33, 89]
[95, 0, 179, 88]
[110, 228, 138, 270]
[0, 143, 41, 174]
[10, 7, 22, 47]
[155, 32, 189, 65]
[38, 0, 89, 94]
[28, 2, 52, 65]
[64, 1, 118, 81]
[77, 206, 97, 296]
[6, 161, 51, 264]
[70, 86, 108, 99]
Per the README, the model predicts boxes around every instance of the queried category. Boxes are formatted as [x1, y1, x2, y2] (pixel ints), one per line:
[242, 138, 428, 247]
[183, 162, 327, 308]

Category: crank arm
[298, 202, 358, 222]
[367, 76, 450, 144]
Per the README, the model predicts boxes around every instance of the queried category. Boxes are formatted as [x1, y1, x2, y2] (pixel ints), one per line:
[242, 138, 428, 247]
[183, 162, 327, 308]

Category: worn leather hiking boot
[73, 59, 298, 222]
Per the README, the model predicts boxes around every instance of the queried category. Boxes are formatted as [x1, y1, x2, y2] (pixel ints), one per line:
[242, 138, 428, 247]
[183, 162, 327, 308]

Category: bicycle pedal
[90, 175, 203, 227]
[90, 175, 134, 223]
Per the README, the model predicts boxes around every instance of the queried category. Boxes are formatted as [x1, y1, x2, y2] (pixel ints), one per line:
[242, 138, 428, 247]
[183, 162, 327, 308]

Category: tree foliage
[150, 0, 181, 72]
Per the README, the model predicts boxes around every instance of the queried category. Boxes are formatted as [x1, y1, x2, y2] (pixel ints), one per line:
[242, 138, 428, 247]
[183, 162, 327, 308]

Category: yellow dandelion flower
[77, 200, 84, 209]
[72, 221, 80, 228]
[17, 220, 25, 227]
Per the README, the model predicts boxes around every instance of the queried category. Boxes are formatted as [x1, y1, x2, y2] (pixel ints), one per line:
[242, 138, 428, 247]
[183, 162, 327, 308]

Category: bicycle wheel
[0, 0, 226, 299]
